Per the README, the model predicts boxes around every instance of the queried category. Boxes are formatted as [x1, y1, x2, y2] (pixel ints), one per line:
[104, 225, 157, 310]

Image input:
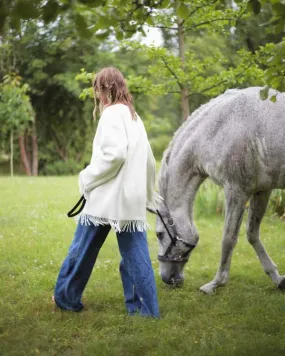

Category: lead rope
[67, 195, 86, 217]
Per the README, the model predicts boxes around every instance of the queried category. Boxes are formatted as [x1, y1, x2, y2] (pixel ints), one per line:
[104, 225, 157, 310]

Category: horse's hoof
[199, 284, 215, 295]
[278, 277, 285, 290]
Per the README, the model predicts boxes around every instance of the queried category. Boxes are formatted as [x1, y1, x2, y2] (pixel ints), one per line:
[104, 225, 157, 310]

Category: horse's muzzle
[161, 274, 184, 287]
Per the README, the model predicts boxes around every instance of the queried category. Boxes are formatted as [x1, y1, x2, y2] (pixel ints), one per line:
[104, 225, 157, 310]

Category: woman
[53, 67, 160, 318]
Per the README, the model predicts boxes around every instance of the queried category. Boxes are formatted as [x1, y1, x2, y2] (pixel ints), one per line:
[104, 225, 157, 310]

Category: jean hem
[54, 295, 84, 312]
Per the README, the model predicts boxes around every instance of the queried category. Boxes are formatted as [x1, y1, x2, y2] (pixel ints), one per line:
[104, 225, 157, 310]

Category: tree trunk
[19, 134, 32, 176]
[31, 118, 38, 176]
[177, 18, 190, 122]
[25, 130, 31, 170]
[10, 129, 14, 177]
[180, 87, 189, 121]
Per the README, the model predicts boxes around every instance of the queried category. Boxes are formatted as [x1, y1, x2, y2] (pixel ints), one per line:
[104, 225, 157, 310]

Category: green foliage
[248, 0, 262, 14]
[121, 38, 265, 103]
[269, 190, 285, 218]
[2, 0, 285, 177]
[41, 159, 83, 176]
[149, 135, 172, 160]
[0, 19, 103, 173]
[240, 0, 285, 92]
[76, 68, 95, 100]
[195, 181, 225, 217]
[117, 1, 264, 118]
[195, 180, 285, 220]
[76, 68, 94, 85]
[0, 0, 178, 39]
[0, 73, 34, 134]
[262, 42, 285, 92]
[2, 15, 181, 175]
[75, 67, 180, 148]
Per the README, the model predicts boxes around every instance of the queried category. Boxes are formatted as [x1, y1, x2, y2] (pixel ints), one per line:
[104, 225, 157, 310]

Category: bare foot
[51, 295, 55, 303]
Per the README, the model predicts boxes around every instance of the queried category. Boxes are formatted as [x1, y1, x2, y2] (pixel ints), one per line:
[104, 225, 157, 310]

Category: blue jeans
[54, 221, 160, 318]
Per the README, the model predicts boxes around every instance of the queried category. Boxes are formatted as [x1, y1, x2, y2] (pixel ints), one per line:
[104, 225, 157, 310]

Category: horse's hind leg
[200, 186, 248, 295]
[246, 190, 285, 289]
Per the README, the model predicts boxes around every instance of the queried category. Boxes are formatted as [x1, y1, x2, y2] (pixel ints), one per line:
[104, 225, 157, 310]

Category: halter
[156, 209, 196, 263]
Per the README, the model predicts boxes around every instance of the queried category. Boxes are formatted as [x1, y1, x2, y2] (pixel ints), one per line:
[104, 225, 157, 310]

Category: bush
[41, 159, 82, 176]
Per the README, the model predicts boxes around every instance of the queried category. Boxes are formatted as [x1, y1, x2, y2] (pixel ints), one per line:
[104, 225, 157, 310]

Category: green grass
[1, 177, 285, 356]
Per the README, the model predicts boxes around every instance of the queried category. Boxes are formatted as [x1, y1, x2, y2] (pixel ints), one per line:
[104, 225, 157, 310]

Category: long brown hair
[93, 67, 136, 121]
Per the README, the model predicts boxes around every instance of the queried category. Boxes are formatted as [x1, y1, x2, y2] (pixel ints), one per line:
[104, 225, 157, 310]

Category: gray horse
[150, 87, 285, 294]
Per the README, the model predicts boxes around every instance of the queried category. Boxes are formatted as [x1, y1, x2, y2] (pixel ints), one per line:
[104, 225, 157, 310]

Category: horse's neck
[161, 162, 204, 221]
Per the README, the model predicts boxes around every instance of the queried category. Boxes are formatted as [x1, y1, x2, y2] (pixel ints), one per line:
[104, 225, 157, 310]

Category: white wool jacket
[78, 103, 160, 232]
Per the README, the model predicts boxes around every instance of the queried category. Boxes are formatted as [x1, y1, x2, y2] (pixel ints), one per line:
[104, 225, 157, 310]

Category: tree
[141, 0, 250, 120]
[77, 1, 267, 123]
[1, 13, 173, 173]
[0, 0, 169, 38]
[2, 0, 282, 173]
[0, 74, 35, 176]
[235, 0, 285, 93]
[125, 38, 264, 123]
[12, 19, 100, 174]
[77, 1, 264, 123]
[0, 1, 268, 120]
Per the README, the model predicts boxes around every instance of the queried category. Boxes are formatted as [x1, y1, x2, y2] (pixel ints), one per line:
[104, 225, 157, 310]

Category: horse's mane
[158, 89, 242, 195]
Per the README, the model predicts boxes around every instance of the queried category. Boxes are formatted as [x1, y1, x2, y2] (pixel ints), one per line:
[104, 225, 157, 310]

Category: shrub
[41, 159, 82, 176]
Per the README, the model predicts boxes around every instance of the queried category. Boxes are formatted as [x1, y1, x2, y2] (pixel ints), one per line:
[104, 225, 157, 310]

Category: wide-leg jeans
[54, 221, 160, 318]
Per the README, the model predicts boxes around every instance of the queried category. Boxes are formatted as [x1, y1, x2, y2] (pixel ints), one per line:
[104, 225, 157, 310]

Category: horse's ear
[147, 207, 157, 215]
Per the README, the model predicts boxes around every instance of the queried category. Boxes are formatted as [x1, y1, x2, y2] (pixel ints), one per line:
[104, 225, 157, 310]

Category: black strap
[67, 196, 86, 217]
[156, 209, 177, 245]
[156, 209, 196, 249]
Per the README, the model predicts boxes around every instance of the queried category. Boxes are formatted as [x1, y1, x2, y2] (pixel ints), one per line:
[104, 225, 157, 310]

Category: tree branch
[181, 0, 219, 25]
[184, 18, 233, 33]
[127, 0, 164, 23]
[189, 61, 251, 98]
[184, 4, 248, 33]
[236, 7, 248, 22]
[161, 56, 183, 89]
[188, 79, 228, 97]
[145, 24, 178, 30]
[189, 72, 203, 82]
[128, 2, 143, 19]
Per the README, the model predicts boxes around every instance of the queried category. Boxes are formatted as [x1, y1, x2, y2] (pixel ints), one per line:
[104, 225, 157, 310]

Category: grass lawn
[1, 176, 285, 356]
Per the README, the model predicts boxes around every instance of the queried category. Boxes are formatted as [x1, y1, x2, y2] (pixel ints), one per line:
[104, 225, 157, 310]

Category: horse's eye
[157, 232, 163, 240]
[168, 218, 174, 226]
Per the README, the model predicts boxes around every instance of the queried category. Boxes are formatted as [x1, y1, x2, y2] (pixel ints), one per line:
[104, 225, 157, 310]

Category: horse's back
[172, 87, 285, 192]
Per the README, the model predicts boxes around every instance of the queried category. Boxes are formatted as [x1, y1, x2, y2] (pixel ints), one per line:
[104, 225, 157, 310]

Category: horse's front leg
[200, 186, 248, 295]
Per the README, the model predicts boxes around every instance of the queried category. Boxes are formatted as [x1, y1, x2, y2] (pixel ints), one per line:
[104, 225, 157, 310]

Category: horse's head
[148, 199, 199, 287]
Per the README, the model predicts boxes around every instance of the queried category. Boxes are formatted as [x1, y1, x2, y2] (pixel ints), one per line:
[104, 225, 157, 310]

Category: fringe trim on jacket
[79, 214, 151, 233]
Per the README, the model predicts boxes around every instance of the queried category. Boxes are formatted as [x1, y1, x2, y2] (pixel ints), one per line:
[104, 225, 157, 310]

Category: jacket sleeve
[79, 109, 128, 196]
[146, 140, 163, 211]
